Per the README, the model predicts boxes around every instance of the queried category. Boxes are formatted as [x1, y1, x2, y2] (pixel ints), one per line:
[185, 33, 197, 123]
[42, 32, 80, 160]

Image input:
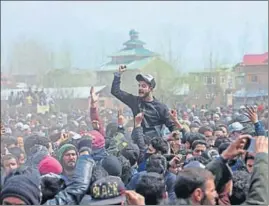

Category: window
[248, 74, 258, 82]
[194, 76, 199, 82]
[204, 76, 216, 85]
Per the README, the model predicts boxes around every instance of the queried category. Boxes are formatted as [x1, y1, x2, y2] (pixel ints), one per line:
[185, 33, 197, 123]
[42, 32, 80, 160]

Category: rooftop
[109, 29, 157, 57]
[100, 57, 156, 71]
[242, 52, 268, 65]
[109, 47, 157, 57]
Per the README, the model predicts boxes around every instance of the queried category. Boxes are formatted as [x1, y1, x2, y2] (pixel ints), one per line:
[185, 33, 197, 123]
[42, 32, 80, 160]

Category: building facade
[233, 52, 268, 106]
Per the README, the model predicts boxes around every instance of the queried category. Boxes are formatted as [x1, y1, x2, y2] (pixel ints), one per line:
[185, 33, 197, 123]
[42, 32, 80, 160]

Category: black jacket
[111, 73, 175, 136]
[45, 155, 95, 205]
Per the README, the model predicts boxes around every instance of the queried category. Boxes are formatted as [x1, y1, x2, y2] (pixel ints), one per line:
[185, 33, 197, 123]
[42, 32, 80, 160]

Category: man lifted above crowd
[111, 65, 176, 139]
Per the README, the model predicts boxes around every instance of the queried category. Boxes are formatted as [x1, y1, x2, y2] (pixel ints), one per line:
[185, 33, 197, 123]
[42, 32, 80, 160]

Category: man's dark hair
[7, 147, 25, 160]
[218, 142, 230, 155]
[214, 137, 231, 148]
[135, 172, 166, 205]
[146, 154, 167, 175]
[121, 143, 139, 166]
[244, 152, 255, 164]
[191, 140, 207, 150]
[40, 174, 64, 204]
[198, 126, 213, 135]
[186, 133, 206, 146]
[24, 134, 50, 155]
[217, 124, 228, 131]
[213, 127, 224, 133]
[174, 167, 214, 199]
[150, 138, 169, 154]
[230, 170, 251, 205]
[183, 156, 210, 167]
[2, 136, 17, 147]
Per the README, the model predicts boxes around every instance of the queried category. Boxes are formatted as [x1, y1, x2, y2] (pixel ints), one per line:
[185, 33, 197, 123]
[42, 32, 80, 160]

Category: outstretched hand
[244, 106, 258, 123]
[221, 134, 250, 160]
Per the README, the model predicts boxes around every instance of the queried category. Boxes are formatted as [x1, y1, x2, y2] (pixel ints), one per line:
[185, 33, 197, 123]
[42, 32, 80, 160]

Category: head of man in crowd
[135, 172, 167, 205]
[57, 144, 78, 177]
[191, 140, 207, 157]
[136, 74, 156, 100]
[147, 137, 169, 156]
[2, 154, 19, 175]
[245, 153, 255, 173]
[8, 147, 26, 166]
[174, 167, 218, 205]
[228, 122, 244, 140]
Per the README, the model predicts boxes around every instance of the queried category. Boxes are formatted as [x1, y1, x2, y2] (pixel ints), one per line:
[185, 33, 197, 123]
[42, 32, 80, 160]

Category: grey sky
[1, 1, 268, 71]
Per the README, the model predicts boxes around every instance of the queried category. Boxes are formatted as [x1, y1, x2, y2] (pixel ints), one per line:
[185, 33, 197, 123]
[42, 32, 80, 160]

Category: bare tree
[9, 38, 51, 76]
[158, 24, 189, 72]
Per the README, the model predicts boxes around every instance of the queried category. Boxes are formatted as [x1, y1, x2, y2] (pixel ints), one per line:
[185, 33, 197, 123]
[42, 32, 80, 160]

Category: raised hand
[90, 86, 99, 104]
[135, 112, 144, 127]
[169, 109, 178, 121]
[255, 136, 268, 154]
[119, 65, 127, 74]
[221, 134, 251, 160]
[244, 105, 258, 123]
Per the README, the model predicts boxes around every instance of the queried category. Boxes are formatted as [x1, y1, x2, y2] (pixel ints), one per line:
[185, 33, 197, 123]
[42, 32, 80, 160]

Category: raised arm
[89, 87, 105, 136]
[111, 65, 138, 110]
[244, 136, 268, 205]
[162, 107, 176, 132]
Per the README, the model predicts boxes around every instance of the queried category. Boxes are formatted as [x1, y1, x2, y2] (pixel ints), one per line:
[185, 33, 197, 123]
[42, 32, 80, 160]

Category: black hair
[230, 170, 251, 205]
[174, 167, 214, 199]
[213, 127, 224, 133]
[218, 142, 230, 155]
[7, 147, 25, 160]
[135, 173, 166, 205]
[191, 140, 207, 150]
[218, 124, 228, 131]
[40, 174, 64, 204]
[24, 134, 50, 155]
[120, 143, 139, 166]
[183, 156, 210, 167]
[150, 138, 169, 154]
[146, 154, 167, 175]
[2, 136, 17, 147]
[214, 137, 231, 148]
[186, 133, 206, 147]
[198, 126, 213, 135]
[244, 152, 255, 164]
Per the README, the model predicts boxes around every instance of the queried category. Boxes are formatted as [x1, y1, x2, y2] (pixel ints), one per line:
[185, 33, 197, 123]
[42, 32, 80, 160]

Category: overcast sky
[1, 1, 268, 71]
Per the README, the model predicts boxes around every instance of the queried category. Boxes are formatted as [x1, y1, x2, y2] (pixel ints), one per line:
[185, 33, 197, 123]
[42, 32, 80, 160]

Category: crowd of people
[0, 65, 268, 205]
[7, 88, 54, 107]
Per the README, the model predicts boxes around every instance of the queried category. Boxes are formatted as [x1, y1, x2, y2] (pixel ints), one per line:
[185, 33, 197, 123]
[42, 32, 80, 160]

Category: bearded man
[111, 65, 176, 139]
